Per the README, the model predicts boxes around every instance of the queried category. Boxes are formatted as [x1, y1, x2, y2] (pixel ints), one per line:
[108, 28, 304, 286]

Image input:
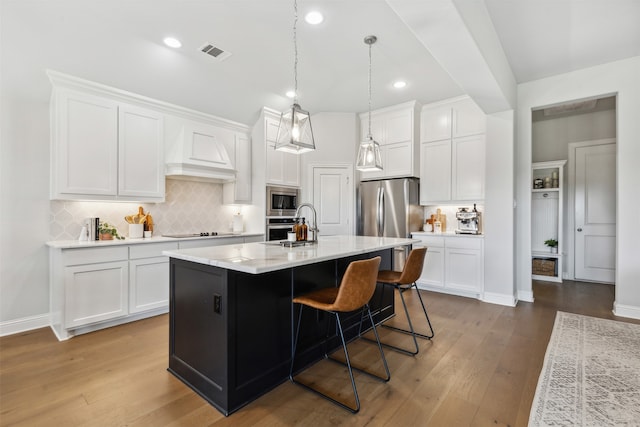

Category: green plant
[99, 222, 124, 240]
[544, 238, 558, 248]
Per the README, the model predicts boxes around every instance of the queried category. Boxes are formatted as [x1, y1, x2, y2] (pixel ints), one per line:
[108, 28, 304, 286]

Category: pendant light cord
[293, 0, 298, 104]
[367, 39, 372, 137]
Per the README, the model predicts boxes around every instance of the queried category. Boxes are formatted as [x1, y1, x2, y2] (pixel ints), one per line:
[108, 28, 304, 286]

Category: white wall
[532, 109, 616, 162]
[516, 56, 640, 318]
[483, 110, 516, 306]
[0, 83, 51, 326]
[299, 112, 358, 204]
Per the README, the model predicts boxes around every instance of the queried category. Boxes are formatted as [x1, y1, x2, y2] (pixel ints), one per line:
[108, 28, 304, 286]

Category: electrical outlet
[214, 294, 221, 314]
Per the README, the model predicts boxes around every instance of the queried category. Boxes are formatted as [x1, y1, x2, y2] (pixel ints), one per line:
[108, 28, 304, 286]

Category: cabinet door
[265, 114, 300, 187]
[224, 133, 252, 204]
[53, 90, 118, 198]
[452, 99, 485, 138]
[266, 143, 285, 184]
[420, 106, 451, 143]
[452, 135, 485, 201]
[384, 141, 413, 178]
[445, 247, 482, 293]
[417, 245, 445, 288]
[420, 140, 452, 203]
[118, 104, 165, 200]
[384, 109, 413, 145]
[129, 257, 169, 313]
[64, 261, 128, 328]
[282, 151, 300, 187]
[265, 115, 281, 142]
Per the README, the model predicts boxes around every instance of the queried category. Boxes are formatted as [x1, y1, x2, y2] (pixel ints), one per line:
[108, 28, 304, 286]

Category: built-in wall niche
[531, 160, 566, 283]
[422, 204, 483, 233]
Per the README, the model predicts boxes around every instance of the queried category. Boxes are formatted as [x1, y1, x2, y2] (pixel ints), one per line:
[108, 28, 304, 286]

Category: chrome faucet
[295, 203, 319, 242]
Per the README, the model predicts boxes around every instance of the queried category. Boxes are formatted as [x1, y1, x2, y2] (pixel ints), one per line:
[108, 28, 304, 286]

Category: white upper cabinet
[262, 111, 300, 187]
[223, 132, 252, 204]
[451, 98, 486, 138]
[51, 90, 119, 198]
[48, 71, 165, 202]
[421, 106, 452, 143]
[118, 105, 164, 198]
[420, 96, 486, 204]
[358, 101, 420, 180]
[452, 134, 486, 201]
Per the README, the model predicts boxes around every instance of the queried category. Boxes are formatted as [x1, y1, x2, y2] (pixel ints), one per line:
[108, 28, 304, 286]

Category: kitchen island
[163, 235, 417, 416]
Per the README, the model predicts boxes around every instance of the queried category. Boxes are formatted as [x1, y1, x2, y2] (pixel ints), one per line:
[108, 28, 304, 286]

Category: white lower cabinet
[61, 246, 129, 329]
[129, 242, 177, 314]
[419, 243, 445, 288]
[413, 234, 484, 298]
[64, 260, 129, 328]
[50, 236, 263, 340]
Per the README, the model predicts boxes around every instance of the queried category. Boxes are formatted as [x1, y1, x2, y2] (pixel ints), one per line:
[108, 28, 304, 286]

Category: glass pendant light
[275, 0, 315, 154]
[356, 35, 383, 171]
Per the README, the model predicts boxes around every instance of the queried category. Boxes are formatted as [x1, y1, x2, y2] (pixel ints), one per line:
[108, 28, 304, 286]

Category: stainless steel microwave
[266, 186, 298, 216]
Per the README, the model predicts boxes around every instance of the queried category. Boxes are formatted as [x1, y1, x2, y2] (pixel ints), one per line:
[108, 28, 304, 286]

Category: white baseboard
[0, 313, 49, 337]
[613, 302, 640, 320]
[482, 292, 517, 307]
[518, 289, 534, 303]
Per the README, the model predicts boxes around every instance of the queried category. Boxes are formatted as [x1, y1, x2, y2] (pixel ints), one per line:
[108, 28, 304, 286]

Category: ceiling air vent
[199, 43, 232, 61]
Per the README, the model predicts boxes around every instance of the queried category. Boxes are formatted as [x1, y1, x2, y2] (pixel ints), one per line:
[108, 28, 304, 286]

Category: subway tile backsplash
[49, 180, 240, 240]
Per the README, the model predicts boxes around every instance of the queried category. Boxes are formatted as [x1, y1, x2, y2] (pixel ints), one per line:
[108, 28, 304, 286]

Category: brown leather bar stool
[289, 256, 390, 413]
[375, 247, 434, 355]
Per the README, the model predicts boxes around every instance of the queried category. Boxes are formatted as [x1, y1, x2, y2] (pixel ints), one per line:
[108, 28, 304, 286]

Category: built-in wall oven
[265, 186, 299, 241]
[266, 186, 298, 217]
[266, 217, 296, 241]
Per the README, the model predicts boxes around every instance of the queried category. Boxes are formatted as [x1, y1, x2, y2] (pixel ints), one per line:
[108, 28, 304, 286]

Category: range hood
[165, 124, 237, 183]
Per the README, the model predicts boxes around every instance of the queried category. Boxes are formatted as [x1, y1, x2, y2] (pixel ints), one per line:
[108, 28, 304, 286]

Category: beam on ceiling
[386, 0, 516, 113]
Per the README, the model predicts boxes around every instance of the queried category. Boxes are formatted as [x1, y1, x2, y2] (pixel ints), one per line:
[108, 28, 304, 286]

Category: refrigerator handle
[377, 186, 385, 236]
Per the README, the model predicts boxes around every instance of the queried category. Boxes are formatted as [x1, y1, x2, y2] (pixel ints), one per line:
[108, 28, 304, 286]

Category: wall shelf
[531, 160, 566, 282]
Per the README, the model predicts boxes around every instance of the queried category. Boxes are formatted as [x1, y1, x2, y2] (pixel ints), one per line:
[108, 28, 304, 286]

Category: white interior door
[575, 143, 616, 283]
[311, 165, 353, 236]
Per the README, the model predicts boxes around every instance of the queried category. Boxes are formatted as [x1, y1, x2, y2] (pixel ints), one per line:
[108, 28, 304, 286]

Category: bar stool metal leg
[290, 304, 390, 413]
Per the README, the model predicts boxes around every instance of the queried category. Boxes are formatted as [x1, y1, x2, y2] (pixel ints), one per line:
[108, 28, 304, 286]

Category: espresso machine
[455, 205, 482, 235]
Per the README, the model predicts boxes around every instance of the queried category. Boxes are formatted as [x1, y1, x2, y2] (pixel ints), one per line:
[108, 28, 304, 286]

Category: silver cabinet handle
[577, 227, 583, 232]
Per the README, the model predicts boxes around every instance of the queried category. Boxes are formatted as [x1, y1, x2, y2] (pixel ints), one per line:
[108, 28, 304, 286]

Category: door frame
[307, 162, 356, 235]
[566, 137, 616, 281]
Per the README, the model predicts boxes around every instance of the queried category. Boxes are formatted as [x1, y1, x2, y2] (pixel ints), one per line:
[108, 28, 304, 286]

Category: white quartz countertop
[411, 231, 484, 238]
[46, 233, 263, 249]
[162, 235, 418, 274]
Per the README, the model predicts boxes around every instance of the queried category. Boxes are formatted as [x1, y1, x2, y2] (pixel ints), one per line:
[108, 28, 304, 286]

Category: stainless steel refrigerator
[357, 178, 423, 271]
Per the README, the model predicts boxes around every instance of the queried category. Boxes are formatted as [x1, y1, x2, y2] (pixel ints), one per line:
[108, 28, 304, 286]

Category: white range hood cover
[165, 124, 236, 183]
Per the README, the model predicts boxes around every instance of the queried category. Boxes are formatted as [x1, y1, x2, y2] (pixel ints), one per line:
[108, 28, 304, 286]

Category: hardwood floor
[1, 280, 637, 426]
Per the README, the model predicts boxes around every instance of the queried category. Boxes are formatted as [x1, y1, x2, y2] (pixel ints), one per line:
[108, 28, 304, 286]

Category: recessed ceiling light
[393, 80, 407, 89]
[163, 37, 182, 48]
[286, 90, 296, 98]
[305, 11, 324, 25]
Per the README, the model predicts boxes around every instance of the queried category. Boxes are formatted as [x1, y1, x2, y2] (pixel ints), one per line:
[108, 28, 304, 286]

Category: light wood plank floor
[2, 280, 638, 427]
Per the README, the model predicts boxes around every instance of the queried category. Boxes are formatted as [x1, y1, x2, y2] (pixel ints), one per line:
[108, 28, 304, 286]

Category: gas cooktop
[162, 232, 233, 238]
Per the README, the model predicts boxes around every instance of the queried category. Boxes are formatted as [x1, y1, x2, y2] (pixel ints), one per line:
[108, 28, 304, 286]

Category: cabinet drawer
[178, 236, 244, 250]
[445, 237, 482, 250]
[414, 236, 445, 248]
[129, 242, 179, 259]
[63, 246, 128, 266]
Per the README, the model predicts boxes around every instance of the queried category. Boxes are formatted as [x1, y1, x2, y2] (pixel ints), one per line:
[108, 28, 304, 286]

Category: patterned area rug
[529, 311, 640, 426]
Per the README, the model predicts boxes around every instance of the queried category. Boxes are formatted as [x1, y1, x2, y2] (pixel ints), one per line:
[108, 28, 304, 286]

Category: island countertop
[162, 235, 418, 274]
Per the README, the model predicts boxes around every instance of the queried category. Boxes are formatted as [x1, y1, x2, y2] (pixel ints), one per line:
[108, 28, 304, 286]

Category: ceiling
[2, 0, 639, 125]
